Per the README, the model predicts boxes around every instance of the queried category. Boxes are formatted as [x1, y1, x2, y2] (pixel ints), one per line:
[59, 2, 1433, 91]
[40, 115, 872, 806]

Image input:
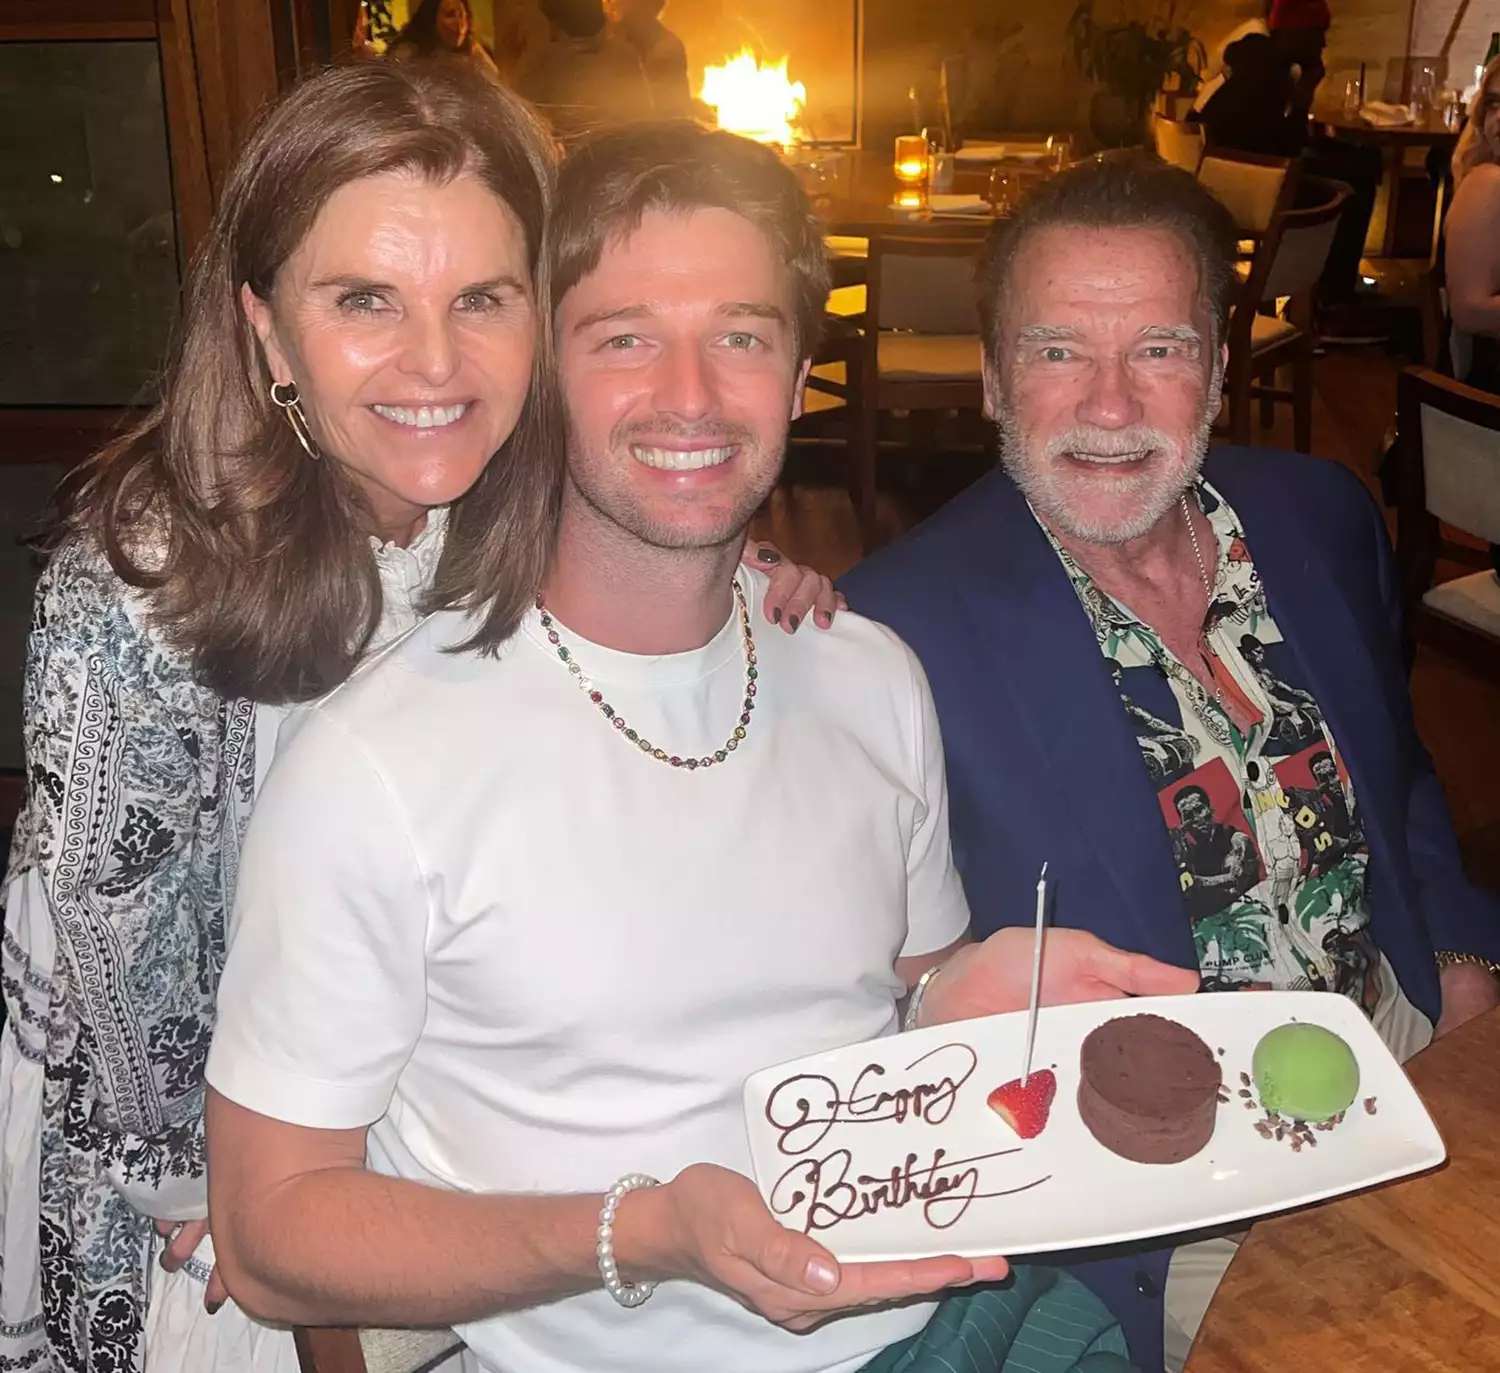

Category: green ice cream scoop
[1252, 1023, 1360, 1122]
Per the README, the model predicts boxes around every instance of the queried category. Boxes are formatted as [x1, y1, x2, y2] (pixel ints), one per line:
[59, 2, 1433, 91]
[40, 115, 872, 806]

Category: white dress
[0, 511, 447, 1373]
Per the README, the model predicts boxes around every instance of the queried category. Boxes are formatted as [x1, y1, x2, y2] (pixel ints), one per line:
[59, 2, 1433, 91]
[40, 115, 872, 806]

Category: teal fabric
[858, 1268, 1136, 1373]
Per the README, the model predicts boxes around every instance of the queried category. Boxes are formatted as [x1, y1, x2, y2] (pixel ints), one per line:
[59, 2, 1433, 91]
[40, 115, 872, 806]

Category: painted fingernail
[206, 1300, 223, 1316]
[817, 611, 832, 627]
[756, 548, 782, 564]
[805, 1257, 838, 1292]
[788, 614, 800, 632]
[772, 607, 783, 625]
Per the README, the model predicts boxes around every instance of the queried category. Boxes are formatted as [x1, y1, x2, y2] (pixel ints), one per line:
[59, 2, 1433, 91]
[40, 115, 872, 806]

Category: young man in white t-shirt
[204, 124, 1194, 1373]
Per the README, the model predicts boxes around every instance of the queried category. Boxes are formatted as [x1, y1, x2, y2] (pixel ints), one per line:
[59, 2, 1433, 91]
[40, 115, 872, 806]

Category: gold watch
[1435, 950, 1500, 981]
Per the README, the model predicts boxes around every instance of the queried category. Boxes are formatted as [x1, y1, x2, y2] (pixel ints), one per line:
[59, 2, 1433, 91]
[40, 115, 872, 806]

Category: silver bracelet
[597, 1173, 660, 1308]
[902, 963, 945, 1032]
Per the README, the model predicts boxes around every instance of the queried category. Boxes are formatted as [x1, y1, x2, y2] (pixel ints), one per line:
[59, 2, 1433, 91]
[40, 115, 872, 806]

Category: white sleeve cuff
[206, 1030, 395, 1130]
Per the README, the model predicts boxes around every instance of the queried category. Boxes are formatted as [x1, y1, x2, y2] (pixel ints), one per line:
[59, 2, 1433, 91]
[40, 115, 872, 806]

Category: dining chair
[1221, 178, 1349, 452]
[293, 1326, 463, 1373]
[1418, 170, 1452, 370]
[1393, 366, 1500, 676]
[1152, 114, 1206, 174]
[1197, 146, 1300, 237]
[824, 233, 869, 290]
[852, 229, 989, 551]
[788, 331, 868, 538]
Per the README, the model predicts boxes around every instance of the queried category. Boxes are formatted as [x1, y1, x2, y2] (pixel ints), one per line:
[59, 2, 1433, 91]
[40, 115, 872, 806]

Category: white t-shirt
[207, 569, 970, 1373]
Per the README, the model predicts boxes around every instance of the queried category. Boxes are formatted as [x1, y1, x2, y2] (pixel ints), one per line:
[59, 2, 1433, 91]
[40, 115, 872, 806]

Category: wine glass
[987, 166, 1019, 214]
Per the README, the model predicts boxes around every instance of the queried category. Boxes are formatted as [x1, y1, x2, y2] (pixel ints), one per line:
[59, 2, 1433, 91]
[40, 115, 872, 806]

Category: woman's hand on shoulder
[740, 539, 847, 634]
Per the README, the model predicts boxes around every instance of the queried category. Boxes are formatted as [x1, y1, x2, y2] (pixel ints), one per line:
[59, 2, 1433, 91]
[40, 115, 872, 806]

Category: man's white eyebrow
[1139, 325, 1203, 343]
[1015, 325, 1081, 343]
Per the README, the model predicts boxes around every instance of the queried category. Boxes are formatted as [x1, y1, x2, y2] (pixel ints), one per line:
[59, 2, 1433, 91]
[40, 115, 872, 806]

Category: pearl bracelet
[597, 1173, 660, 1308]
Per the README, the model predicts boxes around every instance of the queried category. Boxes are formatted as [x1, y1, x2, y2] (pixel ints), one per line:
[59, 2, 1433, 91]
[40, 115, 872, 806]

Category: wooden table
[1313, 108, 1461, 258]
[808, 149, 1057, 239]
[1186, 1006, 1500, 1370]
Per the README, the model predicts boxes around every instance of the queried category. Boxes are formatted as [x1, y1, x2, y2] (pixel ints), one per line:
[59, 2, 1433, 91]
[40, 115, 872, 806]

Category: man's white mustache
[1043, 427, 1181, 462]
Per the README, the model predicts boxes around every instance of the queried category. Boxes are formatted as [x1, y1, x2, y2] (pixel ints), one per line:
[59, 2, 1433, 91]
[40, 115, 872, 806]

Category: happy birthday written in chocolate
[764, 1042, 980, 1156]
[762, 1042, 1050, 1233]
[770, 1145, 1051, 1232]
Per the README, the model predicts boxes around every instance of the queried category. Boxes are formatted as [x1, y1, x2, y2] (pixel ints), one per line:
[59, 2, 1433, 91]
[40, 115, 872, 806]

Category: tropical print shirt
[1046, 481, 1383, 1010]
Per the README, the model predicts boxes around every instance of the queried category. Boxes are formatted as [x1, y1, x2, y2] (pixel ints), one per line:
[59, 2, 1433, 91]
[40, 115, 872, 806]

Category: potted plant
[1066, 0, 1205, 147]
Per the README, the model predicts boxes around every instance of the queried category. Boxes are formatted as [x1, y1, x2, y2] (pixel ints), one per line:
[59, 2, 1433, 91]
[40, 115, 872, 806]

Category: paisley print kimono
[1, 514, 445, 1373]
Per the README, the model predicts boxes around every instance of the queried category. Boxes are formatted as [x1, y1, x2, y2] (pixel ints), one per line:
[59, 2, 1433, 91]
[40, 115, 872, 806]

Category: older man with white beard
[843, 154, 1500, 1373]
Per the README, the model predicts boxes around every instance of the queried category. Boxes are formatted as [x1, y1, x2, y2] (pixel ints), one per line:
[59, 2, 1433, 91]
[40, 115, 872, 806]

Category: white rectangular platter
[742, 992, 1445, 1262]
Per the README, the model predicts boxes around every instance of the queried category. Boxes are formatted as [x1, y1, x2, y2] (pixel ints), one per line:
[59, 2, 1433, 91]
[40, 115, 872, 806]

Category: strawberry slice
[987, 1069, 1057, 1139]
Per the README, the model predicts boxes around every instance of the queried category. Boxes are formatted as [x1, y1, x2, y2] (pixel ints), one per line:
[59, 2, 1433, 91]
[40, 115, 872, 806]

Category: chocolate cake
[1077, 1014, 1222, 1164]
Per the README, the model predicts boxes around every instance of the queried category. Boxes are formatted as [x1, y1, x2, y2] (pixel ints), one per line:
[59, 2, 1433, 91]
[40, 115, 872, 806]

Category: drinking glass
[1341, 75, 1363, 117]
[987, 166, 1020, 214]
[1408, 60, 1438, 120]
[893, 135, 928, 186]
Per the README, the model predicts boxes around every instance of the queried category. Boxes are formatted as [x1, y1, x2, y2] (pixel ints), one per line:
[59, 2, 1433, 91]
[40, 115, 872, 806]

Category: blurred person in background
[491, 0, 554, 84]
[1443, 54, 1500, 576]
[517, 0, 655, 137]
[1195, 32, 1381, 335]
[1267, 0, 1330, 114]
[1446, 55, 1500, 396]
[605, 0, 693, 118]
[389, 0, 501, 78]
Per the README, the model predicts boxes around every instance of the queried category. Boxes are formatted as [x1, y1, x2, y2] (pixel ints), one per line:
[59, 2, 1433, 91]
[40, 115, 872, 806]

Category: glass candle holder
[893, 135, 928, 185]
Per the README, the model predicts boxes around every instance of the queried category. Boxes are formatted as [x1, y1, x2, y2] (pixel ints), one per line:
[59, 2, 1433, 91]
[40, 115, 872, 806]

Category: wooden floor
[752, 347, 1500, 892]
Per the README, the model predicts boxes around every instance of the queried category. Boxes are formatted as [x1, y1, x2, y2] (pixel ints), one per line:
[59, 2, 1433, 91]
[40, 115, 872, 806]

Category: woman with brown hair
[0, 60, 835, 1373]
[1446, 56, 1500, 396]
[387, 0, 503, 77]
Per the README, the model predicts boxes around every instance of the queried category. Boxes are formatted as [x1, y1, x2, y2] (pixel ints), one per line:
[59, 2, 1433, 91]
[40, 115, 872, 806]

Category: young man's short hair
[548, 121, 831, 360]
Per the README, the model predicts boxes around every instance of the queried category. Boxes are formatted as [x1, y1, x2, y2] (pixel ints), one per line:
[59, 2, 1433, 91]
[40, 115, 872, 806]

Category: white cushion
[877, 332, 984, 381]
[1250, 312, 1299, 351]
[1199, 157, 1289, 234]
[1423, 571, 1500, 641]
[826, 284, 866, 318]
[1421, 402, 1500, 542]
[358, 1328, 464, 1373]
[824, 234, 869, 259]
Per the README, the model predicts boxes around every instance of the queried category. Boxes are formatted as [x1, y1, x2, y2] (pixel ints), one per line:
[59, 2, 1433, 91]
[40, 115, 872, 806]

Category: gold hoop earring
[269, 380, 321, 461]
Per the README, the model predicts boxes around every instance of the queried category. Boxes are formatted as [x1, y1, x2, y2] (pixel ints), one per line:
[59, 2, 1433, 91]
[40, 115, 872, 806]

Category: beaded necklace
[535, 579, 758, 770]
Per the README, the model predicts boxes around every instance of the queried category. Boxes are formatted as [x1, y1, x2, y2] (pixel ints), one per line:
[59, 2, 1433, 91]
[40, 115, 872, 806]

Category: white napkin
[954, 142, 1008, 163]
[1360, 101, 1415, 126]
[927, 193, 990, 215]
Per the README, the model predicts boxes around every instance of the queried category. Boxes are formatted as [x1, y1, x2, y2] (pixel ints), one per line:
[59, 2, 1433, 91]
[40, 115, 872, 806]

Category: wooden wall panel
[1411, 0, 1500, 90]
[154, 0, 281, 257]
[0, 0, 155, 40]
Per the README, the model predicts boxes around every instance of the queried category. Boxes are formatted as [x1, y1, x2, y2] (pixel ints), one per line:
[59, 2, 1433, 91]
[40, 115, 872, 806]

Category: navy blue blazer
[842, 448, 1500, 1371]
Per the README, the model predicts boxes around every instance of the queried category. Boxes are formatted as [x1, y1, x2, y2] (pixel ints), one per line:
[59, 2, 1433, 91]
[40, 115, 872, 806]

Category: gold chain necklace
[1181, 491, 1226, 709]
[535, 580, 758, 770]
